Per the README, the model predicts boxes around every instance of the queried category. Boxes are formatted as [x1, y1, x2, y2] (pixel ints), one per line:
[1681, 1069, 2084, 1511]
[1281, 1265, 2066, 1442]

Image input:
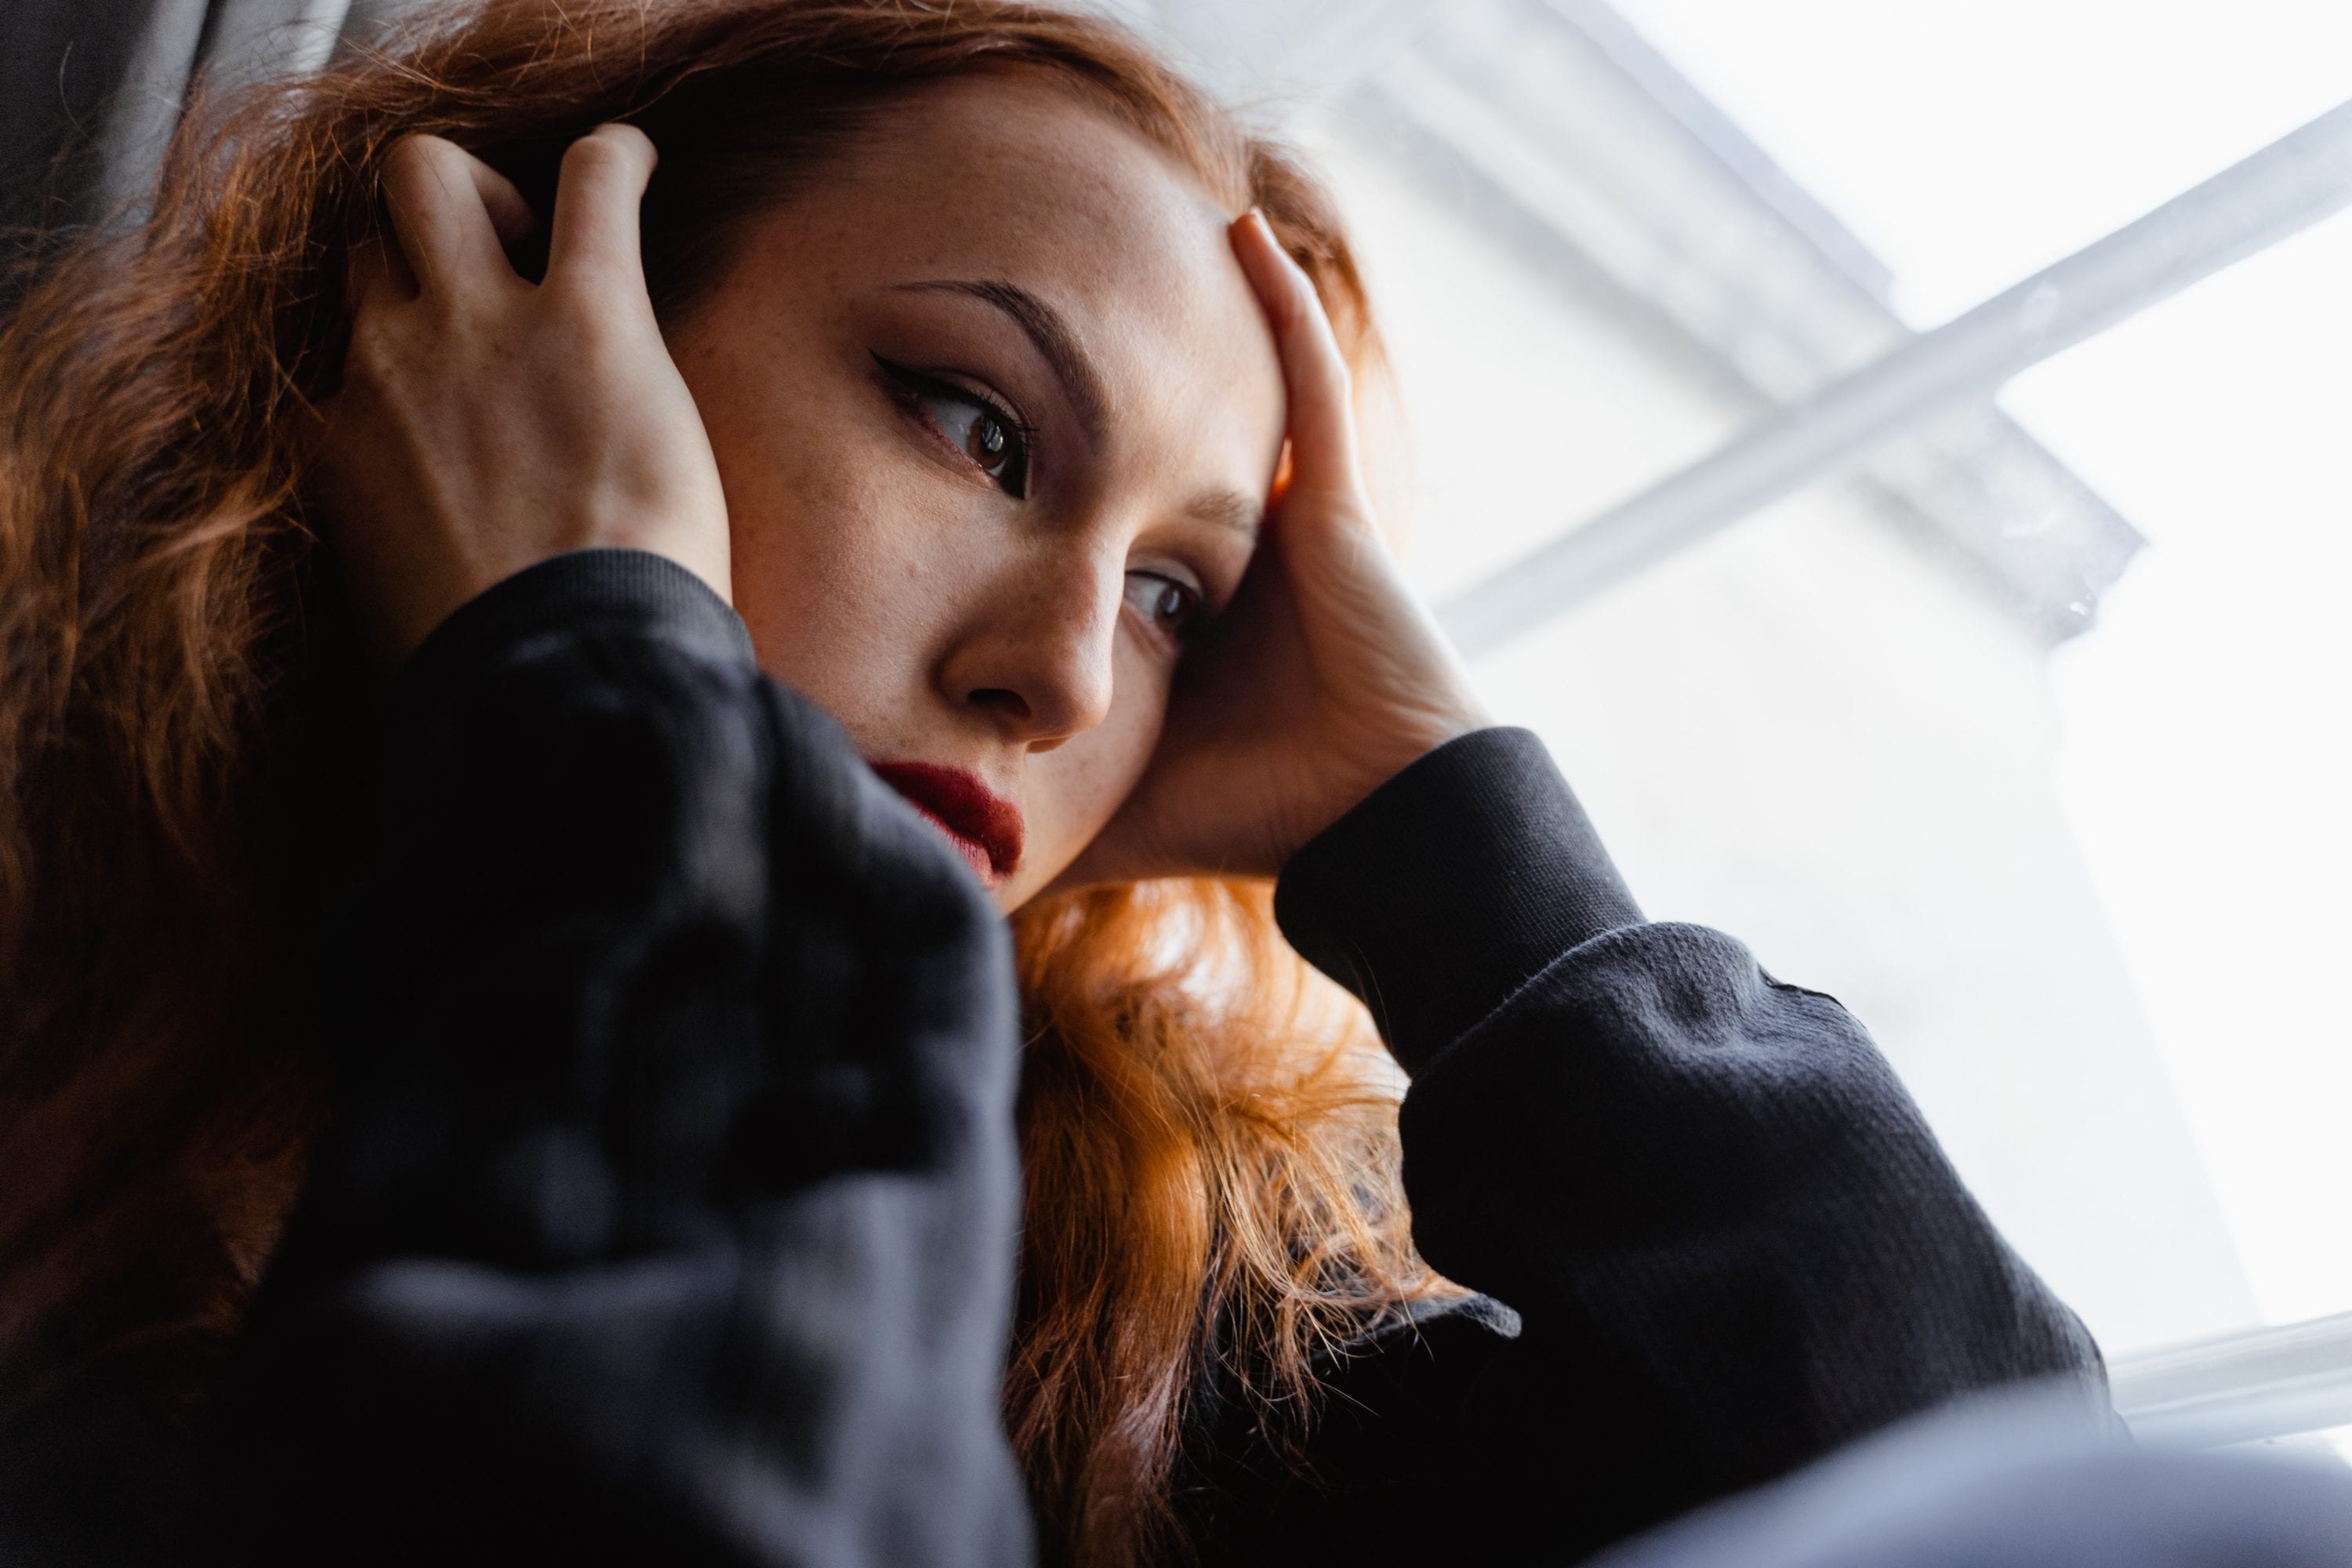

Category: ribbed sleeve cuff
[394, 549, 752, 706]
[1272, 728, 1643, 1074]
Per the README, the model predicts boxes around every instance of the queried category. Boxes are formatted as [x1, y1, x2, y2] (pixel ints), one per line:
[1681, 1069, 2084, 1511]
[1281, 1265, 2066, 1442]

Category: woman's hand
[1058, 212, 1494, 887]
[312, 126, 729, 667]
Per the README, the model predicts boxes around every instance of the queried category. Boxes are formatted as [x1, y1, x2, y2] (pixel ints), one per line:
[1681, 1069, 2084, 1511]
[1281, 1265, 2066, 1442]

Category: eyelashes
[1124, 571, 1207, 645]
[870, 351, 1219, 650]
[872, 353, 1033, 499]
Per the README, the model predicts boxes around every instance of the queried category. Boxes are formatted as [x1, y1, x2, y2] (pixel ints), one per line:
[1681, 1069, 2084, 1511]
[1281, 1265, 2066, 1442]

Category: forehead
[731, 74, 1285, 474]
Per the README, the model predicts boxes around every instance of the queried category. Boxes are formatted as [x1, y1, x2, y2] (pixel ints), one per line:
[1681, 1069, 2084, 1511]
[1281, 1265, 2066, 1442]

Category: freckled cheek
[723, 422, 965, 717]
[1022, 644, 1173, 878]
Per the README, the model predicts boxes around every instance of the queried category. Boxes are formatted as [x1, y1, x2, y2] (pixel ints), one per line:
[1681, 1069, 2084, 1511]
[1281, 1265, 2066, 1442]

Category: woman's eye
[875, 355, 1029, 498]
[918, 390, 1023, 488]
[1125, 572, 1203, 642]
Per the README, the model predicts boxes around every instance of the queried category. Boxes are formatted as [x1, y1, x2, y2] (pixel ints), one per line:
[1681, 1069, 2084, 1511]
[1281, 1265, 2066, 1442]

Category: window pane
[1610, 0, 2352, 325]
[1258, 0, 2352, 1355]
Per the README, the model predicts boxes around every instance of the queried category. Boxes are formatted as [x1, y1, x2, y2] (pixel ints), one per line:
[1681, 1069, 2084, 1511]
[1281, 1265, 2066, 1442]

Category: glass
[1609, 0, 2352, 325]
[1276, 0, 2352, 1359]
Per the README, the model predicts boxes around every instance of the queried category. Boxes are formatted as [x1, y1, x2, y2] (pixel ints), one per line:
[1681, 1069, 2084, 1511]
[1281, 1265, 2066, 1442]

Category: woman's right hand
[314, 126, 730, 668]
[1054, 213, 1491, 887]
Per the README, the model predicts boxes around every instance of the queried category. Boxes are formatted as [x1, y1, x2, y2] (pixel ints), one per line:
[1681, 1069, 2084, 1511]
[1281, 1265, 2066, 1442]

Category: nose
[936, 540, 1122, 752]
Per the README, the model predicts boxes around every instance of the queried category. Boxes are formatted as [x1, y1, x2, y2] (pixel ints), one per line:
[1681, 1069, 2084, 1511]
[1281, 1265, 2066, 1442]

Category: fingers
[379, 135, 532, 300]
[546, 124, 658, 296]
[344, 231, 410, 316]
[348, 158, 532, 313]
[471, 159, 537, 252]
[1230, 210, 1366, 507]
[358, 124, 648, 311]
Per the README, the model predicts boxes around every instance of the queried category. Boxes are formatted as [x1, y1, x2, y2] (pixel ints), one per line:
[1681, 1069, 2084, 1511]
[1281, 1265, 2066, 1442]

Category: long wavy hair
[0, 0, 1447, 1559]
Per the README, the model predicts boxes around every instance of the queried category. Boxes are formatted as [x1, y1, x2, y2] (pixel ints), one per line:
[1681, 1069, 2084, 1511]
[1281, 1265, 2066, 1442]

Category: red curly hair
[0, 2, 1448, 1560]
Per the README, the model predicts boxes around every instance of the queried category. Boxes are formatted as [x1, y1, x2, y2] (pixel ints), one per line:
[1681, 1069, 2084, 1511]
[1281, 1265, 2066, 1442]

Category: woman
[0, 1, 2105, 1563]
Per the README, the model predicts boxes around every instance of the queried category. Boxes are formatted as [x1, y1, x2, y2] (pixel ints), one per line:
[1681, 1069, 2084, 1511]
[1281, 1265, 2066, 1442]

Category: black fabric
[1274, 726, 1643, 1073]
[0, 549, 2104, 1565]
[1178, 730, 2109, 1563]
[200, 550, 1032, 1566]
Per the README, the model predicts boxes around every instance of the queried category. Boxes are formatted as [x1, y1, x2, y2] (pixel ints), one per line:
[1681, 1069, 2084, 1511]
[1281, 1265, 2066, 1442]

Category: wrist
[1274, 727, 1642, 1069]
[1287, 704, 1493, 869]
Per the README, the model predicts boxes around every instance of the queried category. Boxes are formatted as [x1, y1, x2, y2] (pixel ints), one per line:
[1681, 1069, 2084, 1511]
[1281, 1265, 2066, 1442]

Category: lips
[869, 761, 1025, 887]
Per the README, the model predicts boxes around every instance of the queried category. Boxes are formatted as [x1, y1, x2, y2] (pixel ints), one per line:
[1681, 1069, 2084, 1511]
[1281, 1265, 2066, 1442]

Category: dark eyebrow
[891, 278, 1107, 441]
[1182, 488, 1264, 539]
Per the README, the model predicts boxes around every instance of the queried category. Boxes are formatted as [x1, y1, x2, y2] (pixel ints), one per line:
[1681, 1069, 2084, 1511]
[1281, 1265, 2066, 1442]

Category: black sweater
[2, 550, 2103, 1565]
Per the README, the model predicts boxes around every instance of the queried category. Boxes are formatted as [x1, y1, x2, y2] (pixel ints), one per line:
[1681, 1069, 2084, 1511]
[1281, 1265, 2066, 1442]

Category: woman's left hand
[1055, 212, 1493, 887]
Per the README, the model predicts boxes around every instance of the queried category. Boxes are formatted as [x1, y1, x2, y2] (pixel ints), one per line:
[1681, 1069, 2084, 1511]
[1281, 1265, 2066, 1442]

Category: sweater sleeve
[1270, 727, 2107, 1562]
[203, 550, 1032, 1567]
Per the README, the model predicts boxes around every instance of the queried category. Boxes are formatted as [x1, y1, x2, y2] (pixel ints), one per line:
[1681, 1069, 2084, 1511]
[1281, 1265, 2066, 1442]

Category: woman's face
[666, 75, 1287, 912]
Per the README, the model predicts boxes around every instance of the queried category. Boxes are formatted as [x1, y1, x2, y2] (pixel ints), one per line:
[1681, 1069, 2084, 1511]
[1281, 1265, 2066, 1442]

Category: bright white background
[1605, 0, 2352, 1328]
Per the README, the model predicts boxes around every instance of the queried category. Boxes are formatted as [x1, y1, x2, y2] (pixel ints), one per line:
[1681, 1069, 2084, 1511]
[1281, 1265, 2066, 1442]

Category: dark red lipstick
[869, 762, 1025, 887]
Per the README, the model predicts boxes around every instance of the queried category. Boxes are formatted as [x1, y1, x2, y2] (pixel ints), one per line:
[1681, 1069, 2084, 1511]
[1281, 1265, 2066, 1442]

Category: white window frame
[1434, 95, 2352, 657]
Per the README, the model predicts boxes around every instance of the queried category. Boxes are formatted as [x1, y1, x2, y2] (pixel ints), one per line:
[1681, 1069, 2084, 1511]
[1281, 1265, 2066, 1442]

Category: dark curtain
[0, 0, 383, 311]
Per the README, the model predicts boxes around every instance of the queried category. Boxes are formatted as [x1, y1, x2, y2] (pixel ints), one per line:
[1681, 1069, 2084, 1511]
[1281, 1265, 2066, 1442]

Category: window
[1197, 0, 2351, 1443]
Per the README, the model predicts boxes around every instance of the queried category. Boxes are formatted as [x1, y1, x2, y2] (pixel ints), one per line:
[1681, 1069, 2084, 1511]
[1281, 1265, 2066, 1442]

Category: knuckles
[537, 281, 639, 360]
[338, 310, 409, 390]
[575, 122, 655, 162]
[380, 133, 466, 209]
[558, 124, 655, 186]
[557, 136, 625, 182]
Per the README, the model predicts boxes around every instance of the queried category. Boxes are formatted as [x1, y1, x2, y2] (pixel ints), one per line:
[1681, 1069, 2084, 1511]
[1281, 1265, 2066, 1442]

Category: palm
[1057, 215, 1487, 888]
